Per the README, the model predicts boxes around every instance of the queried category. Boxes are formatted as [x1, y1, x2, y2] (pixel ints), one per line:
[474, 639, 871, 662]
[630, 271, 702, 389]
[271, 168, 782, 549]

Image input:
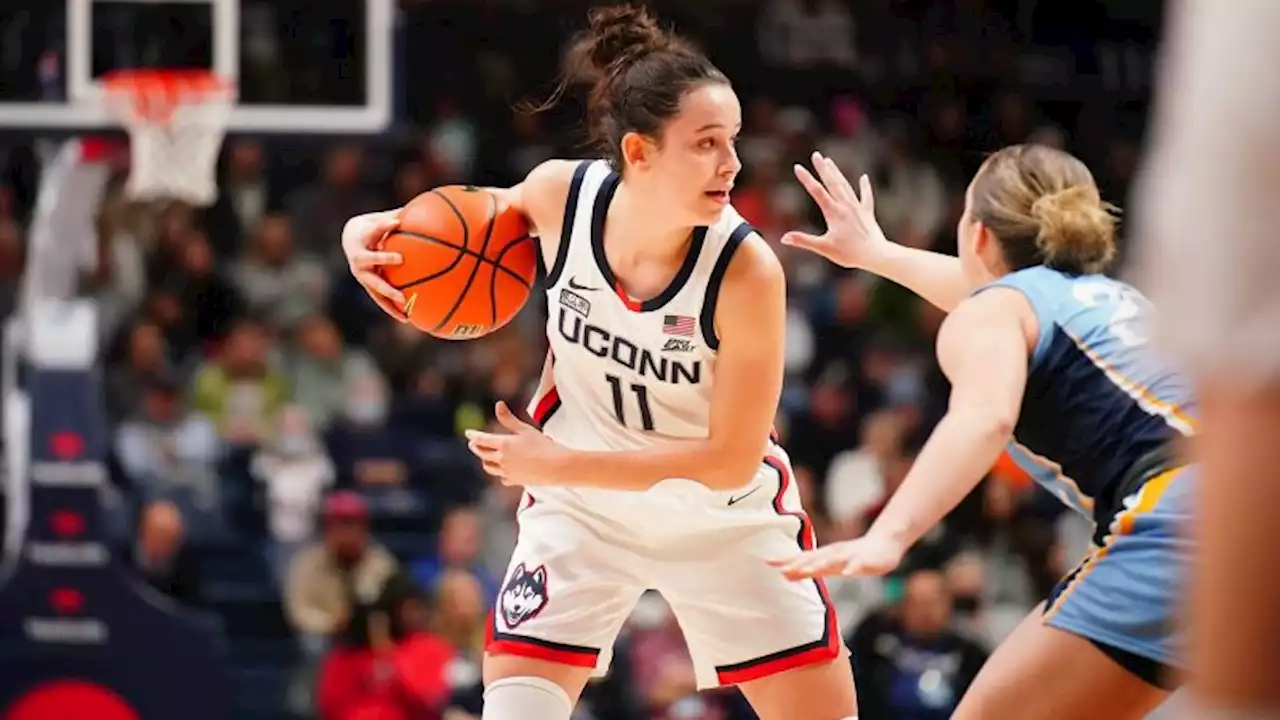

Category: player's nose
[720, 145, 741, 177]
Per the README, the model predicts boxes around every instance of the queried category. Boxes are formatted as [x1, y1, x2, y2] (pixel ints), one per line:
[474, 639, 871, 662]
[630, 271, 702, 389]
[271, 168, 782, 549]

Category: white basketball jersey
[527, 160, 756, 452]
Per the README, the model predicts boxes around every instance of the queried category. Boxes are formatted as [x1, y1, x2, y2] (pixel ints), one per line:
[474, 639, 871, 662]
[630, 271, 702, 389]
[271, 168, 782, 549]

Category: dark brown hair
[534, 4, 728, 167]
[970, 144, 1119, 275]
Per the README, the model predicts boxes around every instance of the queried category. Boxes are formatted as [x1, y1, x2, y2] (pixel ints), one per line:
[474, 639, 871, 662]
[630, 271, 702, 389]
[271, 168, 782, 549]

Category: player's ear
[971, 220, 995, 257]
[620, 131, 655, 171]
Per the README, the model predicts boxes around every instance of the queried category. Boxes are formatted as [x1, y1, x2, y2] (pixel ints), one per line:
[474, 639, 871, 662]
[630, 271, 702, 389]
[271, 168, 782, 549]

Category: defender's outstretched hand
[782, 152, 890, 270]
[769, 533, 906, 581]
[342, 209, 407, 321]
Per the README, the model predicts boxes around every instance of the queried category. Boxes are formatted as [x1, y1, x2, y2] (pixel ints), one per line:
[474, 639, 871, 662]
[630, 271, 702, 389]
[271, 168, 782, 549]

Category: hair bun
[1030, 185, 1118, 274]
[579, 5, 667, 80]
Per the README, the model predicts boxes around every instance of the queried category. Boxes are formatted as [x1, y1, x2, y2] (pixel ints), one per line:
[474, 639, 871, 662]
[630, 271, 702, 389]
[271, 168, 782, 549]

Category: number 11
[606, 374, 655, 431]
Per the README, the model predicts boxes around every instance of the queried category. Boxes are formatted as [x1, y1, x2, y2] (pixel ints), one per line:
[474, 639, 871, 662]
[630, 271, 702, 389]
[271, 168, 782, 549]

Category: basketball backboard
[0, 0, 393, 133]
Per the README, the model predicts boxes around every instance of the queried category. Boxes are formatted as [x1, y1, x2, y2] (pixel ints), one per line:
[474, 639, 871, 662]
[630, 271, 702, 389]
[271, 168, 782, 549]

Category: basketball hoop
[102, 69, 234, 207]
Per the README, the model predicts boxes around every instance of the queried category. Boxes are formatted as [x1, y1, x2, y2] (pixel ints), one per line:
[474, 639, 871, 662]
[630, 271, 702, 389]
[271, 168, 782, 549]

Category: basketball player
[773, 145, 1195, 720]
[1131, 2, 1280, 717]
[340, 6, 857, 720]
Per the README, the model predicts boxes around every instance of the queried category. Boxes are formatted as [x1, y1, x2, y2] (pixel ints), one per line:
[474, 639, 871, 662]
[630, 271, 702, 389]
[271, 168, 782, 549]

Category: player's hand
[781, 151, 890, 269]
[768, 533, 906, 580]
[464, 401, 567, 486]
[342, 209, 408, 321]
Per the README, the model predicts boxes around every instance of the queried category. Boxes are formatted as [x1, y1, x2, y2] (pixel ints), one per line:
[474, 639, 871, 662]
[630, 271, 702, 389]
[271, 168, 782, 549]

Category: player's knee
[482, 676, 573, 720]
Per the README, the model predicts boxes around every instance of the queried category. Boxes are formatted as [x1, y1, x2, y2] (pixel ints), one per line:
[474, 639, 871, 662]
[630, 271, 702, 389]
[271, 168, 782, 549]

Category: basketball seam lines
[431, 189, 497, 334]
[487, 231, 536, 326]
[387, 230, 534, 291]
[396, 231, 470, 287]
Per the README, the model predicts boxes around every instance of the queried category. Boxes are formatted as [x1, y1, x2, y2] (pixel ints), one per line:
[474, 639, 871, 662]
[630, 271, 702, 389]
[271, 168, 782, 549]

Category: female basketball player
[341, 6, 857, 720]
[772, 145, 1195, 720]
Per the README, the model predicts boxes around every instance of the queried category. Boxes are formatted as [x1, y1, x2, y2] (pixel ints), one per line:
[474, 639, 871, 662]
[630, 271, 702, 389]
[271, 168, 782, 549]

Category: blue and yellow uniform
[980, 265, 1195, 687]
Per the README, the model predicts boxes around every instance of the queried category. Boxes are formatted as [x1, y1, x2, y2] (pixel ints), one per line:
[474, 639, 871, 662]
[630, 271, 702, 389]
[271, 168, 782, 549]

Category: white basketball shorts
[485, 447, 845, 689]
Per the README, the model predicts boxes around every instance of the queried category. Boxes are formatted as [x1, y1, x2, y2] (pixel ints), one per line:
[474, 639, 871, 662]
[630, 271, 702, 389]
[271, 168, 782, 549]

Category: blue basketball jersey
[977, 266, 1197, 519]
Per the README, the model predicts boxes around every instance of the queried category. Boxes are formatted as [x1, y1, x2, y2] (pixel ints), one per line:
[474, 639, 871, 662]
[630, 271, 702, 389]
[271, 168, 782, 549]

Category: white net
[103, 71, 233, 207]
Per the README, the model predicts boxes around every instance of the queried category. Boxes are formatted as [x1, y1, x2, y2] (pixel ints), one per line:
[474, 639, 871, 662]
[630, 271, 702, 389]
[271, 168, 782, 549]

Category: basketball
[377, 186, 536, 339]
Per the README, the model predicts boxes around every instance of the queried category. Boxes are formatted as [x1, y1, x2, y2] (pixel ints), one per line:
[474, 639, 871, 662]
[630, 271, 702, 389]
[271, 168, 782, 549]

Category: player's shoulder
[715, 211, 784, 298]
[520, 159, 583, 208]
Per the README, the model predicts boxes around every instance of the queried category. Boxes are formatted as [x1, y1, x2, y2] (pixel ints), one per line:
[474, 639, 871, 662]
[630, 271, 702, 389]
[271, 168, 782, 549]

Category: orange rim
[102, 69, 230, 125]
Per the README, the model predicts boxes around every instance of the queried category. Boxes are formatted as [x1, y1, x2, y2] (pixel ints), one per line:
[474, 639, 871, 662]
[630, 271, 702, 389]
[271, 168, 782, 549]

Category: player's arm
[864, 287, 1031, 549]
[860, 245, 970, 313]
[786, 152, 970, 312]
[553, 234, 787, 491]
[342, 159, 577, 319]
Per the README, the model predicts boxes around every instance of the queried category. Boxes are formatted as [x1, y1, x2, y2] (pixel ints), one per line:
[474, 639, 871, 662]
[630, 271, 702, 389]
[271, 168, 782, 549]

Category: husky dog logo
[499, 563, 548, 629]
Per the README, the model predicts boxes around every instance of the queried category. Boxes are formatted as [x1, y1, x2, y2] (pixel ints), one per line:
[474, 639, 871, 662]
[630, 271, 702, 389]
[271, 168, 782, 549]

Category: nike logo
[727, 486, 761, 506]
[568, 276, 601, 292]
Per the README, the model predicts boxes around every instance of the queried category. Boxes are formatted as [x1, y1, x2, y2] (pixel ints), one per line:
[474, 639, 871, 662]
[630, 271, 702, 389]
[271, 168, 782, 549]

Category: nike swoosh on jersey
[727, 486, 762, 506]
[568, 276, 601, 291]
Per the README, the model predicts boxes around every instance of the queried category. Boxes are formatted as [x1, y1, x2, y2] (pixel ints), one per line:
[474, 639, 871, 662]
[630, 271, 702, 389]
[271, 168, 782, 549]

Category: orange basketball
[377, 186, 536, 339]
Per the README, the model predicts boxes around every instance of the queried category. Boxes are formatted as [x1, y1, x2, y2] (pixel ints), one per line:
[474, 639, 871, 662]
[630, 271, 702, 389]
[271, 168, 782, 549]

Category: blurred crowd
[0, 0, 1163, 718]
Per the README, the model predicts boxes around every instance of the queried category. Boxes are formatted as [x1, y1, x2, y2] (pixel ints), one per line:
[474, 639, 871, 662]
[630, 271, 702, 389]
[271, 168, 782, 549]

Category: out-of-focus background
[0, 1, 1177, 719]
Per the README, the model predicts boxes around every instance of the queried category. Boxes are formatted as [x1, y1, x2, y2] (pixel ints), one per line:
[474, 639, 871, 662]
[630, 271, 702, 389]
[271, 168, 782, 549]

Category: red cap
[323, 491, 367, 521]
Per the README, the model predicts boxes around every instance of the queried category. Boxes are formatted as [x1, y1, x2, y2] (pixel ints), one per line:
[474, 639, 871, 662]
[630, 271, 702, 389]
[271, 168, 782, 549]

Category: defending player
[341, 6, 857, 720]
[774, 145, 1194, 719]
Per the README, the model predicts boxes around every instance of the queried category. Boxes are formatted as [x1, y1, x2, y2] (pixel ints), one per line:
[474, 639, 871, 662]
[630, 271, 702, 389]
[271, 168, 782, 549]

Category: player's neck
[608, 184, 696, 264]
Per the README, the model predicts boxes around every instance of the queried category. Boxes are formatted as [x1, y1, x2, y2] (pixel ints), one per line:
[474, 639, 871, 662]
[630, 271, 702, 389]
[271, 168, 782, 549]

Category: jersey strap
[699, 221, 755, 349]
[542, 160, 592, 286]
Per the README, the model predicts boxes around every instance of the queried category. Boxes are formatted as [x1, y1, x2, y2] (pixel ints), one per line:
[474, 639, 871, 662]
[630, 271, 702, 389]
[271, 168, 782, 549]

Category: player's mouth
[704, 189, 731, 204]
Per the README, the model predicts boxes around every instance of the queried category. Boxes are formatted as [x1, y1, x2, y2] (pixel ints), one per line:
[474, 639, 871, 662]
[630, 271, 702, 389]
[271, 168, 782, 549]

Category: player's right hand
[782, 151, 890, 270]
[342, 209, 408, 322]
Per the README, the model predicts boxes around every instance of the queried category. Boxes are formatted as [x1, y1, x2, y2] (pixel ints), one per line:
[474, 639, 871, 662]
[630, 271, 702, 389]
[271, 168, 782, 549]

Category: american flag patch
[662, 314, 695, 337]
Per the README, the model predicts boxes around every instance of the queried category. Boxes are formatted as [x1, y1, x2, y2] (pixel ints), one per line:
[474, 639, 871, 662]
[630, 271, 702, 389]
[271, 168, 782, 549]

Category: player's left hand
[768, 533, 906, 580]
[464, 401, 566, 486]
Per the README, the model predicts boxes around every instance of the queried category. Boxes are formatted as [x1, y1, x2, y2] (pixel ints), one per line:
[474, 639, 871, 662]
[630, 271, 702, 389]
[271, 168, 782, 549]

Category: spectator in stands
[139, 283, 197, 361]
[317, 570, 456, 720]
[169, 227, 244, 347]
[190, 317, 289, 445]
[123, 499, 203, 605]
[869, 121, 948, 247]
[286, 144, 379, 264]
[230, 213, 328, 332]
[106, 318, 176, 422]
[825, 408, 905, 540]
[434, 568, 489, 720]
[786, 362, 861, 480]
[252, 404, 336, 583]
[392, 158, 434, 209]
[205, 138, 273, 254]
[144, 201, 197, 288]
[0, 216, 24, 322]
[410, 506, 498, 601]
[325, 373, 417, 488]
[850, 569, 988, 720]
[284, 491, 399, 713]
[286, 314, 384, 431]
[285, 492, 398, 653]
[114, 373, 221, 507]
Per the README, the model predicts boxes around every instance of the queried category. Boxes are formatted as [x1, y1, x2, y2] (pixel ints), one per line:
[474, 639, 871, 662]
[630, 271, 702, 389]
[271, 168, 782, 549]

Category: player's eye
[697, 137, 716, 150]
